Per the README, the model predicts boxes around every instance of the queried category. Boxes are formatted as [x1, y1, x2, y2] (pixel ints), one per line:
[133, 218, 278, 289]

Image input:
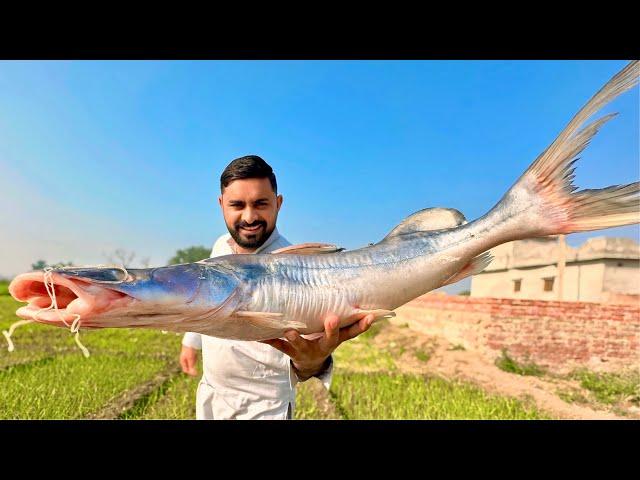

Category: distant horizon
[1, 60, 638, 291]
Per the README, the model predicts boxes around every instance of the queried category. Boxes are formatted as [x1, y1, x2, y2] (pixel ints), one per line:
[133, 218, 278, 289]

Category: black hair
[220, 155, 277, 194]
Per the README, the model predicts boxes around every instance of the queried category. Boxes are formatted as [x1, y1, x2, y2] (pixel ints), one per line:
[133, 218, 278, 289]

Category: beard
[227, 219, 274, 250]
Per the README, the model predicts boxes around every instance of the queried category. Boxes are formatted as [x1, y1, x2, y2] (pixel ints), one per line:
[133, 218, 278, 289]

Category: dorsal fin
[271, 243, 345, 255]
[383, 207, 467, 240]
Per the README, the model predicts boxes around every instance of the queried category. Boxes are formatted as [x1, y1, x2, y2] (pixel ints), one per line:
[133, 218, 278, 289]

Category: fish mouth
[9, 271, 134, 328]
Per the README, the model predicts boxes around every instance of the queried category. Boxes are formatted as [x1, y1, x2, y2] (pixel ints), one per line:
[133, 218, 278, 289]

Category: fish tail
[492, 60, 639, 239]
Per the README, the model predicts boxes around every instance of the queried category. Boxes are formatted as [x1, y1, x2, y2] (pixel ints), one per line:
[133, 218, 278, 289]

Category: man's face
[219, 177, 283, 250]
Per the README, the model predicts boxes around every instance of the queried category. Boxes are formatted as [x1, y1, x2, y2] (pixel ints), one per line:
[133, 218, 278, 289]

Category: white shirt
[182, 227, 333, 420]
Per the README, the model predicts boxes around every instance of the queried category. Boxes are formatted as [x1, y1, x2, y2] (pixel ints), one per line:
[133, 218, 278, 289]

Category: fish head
[8, 263, 239, 330]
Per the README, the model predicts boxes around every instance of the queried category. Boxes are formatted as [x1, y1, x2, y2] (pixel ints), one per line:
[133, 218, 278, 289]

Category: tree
[104, 248, 136, 267]
[31, 260, 47, 271]
[31, 260, 74, 271]
[168, 246, 211, 265]
[51, 261, 74, 268]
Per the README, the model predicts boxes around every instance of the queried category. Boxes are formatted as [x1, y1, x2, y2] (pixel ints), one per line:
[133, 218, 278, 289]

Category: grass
[0, 353, 170, 419]
[328, 320, 548, 419]
[1, 296, 78, 368]
[557, 388, 589, 405]
[122, 373, 200, 419]
[495, 349, 546, 377]
[0, 291, 567, 420]
[0, 281, 9, 296]
[569, 369, 640, 405]
[294, 381, 324, 419]
[556, 369, 640, 416]
[414, 349, 430, 362]
[332, 319, 397, 373]
[294, 379, 342, 420]
[448, 344, 466, 351]
[330, 372, 548, 420]
[0, 295, 186, 419]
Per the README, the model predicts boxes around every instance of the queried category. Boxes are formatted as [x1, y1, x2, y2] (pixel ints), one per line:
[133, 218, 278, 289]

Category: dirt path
[86, 365, 181, 419]
[375, 319, 632, 420]
[298, 378, 343, 420]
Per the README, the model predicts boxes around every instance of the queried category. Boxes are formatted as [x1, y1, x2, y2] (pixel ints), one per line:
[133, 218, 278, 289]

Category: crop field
[0, 286, 551, 420]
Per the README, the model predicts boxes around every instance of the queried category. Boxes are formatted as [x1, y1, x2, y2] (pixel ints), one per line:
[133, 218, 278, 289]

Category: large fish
[8, 61, 640, 342]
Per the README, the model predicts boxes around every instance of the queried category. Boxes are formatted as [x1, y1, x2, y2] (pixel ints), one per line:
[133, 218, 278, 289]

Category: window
[513, 279, 522, 292]
[543, 277, 554, 292]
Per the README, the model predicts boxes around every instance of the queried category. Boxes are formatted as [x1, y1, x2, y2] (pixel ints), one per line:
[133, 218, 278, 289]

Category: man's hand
[260, 313, 375, 381]
[180, 345, 200, 377]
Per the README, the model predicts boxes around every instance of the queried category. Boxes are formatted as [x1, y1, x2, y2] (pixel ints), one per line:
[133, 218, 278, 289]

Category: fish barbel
[8, 61, 640, 341]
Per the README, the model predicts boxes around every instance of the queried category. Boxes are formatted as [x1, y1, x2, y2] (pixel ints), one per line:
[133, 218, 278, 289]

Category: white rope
[16, 266, 95, 357]
[2, 320, 34, 352]
[38, 267, 71, 328]
[74, 331, 90, 358]
[7, 264, 131, 357]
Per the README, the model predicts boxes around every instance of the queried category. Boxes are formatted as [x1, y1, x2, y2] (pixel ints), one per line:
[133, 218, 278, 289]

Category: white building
[470, 236, 640, 304]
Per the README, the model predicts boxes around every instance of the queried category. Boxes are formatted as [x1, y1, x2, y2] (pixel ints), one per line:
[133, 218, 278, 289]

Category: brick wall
[394, 294, 640, 373]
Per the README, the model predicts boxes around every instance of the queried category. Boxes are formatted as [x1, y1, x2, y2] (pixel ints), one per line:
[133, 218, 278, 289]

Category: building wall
[394, 294, 640, 374]
[571, 261, 606, 302]
[471, 261, 610, 303]
[602, 259, 640, 296]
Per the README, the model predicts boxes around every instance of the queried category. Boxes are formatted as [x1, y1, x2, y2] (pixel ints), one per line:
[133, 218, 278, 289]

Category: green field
[0, 291, 550, 420]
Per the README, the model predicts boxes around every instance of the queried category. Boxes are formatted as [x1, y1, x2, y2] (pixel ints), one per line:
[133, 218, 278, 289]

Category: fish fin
[271, 243, 345, 255]
[442, 252, 494, 286]
[301, 332, 325, 341]
[490, 61, 639, 240]
[347, 308, 396, 324]
[383, 208, 467, 241]
[234, 311, 307, 330]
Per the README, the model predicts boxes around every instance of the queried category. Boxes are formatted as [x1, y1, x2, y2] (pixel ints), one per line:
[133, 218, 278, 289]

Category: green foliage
[360, 319, 387, 340]
[121, 374, 199, 419]
[415, 349, 430, 362]
[50, 261, 74, 268]
[333, 340, 397, 373]
[0, 354, 169, 419]
[0, 295, 185, 418]
[495, 349, 546, 377]
[30, 260, 73, 270]
[168, 246, 211, 265]
[330, 372, 548, 420]
[448, 344, 466, 351]
[333, 319, 397, 373]
[0, 293, 557, 420]
[294, 379, 342, 420]
[557, 388, 589, 404]
[570, 369, 640, 405]
[0, 281, 8, 296]
[31, 260, 47, 270]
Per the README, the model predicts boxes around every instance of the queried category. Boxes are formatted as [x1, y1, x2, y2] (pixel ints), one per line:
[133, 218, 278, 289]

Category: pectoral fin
[346, 308, 396, 324]
[234, 311, 307, 330]
[271, 243, 345, 255]
[442, 251, 494, 286]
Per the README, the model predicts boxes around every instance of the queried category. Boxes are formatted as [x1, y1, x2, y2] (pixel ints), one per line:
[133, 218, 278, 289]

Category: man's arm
[260, 313, 375, 385]
[180, 332, 202, 376]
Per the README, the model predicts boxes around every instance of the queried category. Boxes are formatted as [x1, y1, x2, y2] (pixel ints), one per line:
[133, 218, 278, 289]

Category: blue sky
[0, 60, 638, 293]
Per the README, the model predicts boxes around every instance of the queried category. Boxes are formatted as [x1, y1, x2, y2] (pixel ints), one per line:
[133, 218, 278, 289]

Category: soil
[299, 378, 343, 420]
[86, 365, 182, 419]
[371, 319, 637, 420]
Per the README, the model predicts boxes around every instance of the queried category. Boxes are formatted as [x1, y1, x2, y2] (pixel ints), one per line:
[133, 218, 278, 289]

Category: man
[180, 155, 375, 420]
